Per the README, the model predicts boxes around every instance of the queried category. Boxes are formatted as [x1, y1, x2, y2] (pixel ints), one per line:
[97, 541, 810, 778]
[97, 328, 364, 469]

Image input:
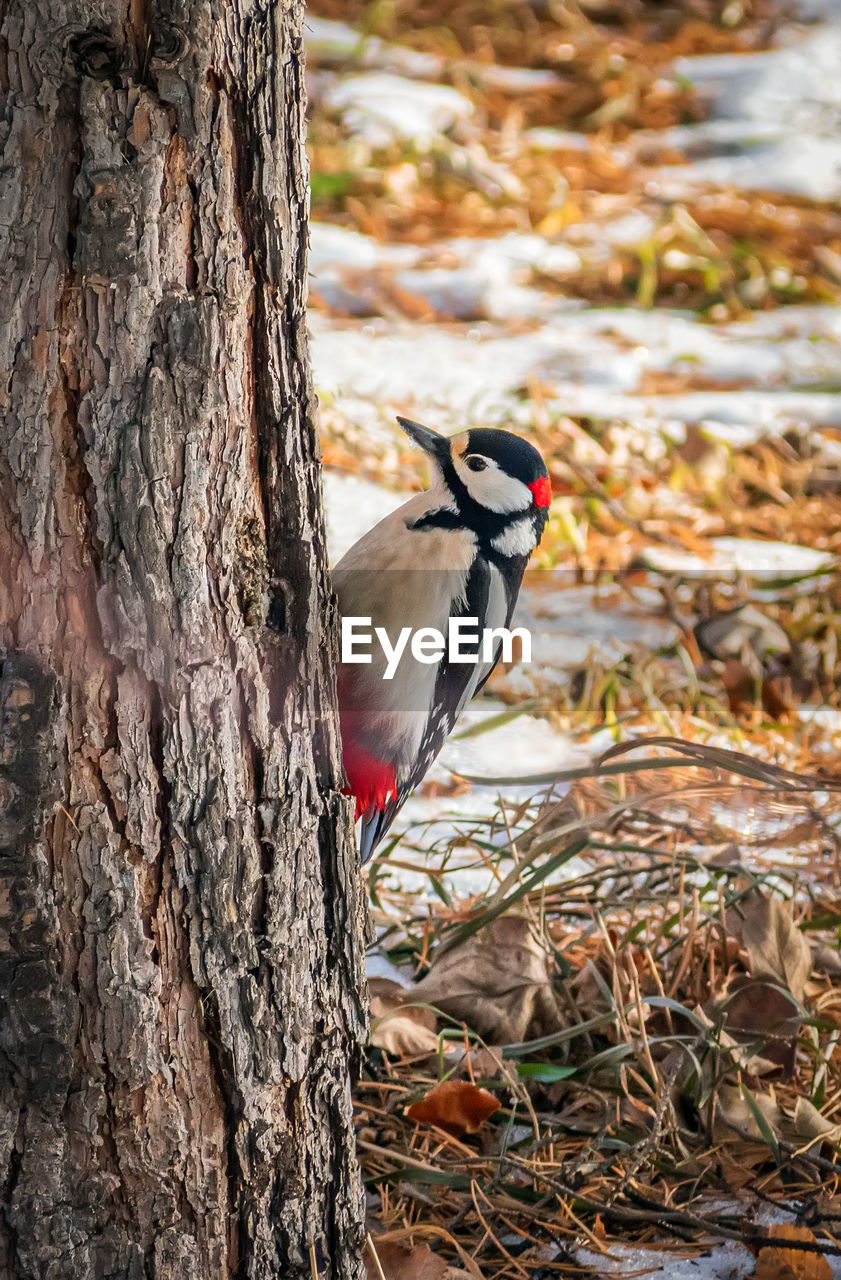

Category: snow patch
[642, 538, 833, 577]
[324, 471, 412, 563]
[323, 73, 473, 149]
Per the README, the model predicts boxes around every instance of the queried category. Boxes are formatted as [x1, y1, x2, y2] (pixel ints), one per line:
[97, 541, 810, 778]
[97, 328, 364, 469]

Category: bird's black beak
[396, 417, 451, 464]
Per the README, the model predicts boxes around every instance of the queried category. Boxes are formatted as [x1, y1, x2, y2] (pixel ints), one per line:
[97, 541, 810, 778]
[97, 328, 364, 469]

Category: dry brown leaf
[810, 940, 841, 978]
[694, 603, 790, 663]
[565, 957, 615, 1027]
[791, 1096, 841, 1149]
[369, 978, 441, 1058]
[717, 1086, 841, 1154]
[458, 1044, 519, 1086]
[370, 1007, 441, 1058]
[366, 1231, 484, 1280]
[410, 916, 564, 1043]
[753, 1223, 833, 1280]
[727, 889, 811, 1001]
[717, 974, 800, 1074]
[366, 1238, 448, 1280]
[714, 1084, 785, 1143]
[406, 1080, 500, 1136]
[369, 977, 407, 1003]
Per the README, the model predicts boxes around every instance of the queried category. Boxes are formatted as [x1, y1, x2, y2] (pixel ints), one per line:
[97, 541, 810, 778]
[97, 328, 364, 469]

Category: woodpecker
[333, 417, 551, 861]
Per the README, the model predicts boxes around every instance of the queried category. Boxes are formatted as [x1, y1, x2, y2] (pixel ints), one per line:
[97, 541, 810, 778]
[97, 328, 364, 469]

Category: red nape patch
[528, 476, 552, 508]
[342, 741, 398, 819]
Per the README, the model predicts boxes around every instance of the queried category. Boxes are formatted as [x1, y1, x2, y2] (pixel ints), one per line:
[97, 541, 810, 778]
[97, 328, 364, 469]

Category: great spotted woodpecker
[333, 417, 551, 861]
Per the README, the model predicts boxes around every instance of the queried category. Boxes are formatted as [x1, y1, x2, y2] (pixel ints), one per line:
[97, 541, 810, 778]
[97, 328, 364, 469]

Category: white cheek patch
[491, 517, 536, 557]
[452, 456, 532, 514]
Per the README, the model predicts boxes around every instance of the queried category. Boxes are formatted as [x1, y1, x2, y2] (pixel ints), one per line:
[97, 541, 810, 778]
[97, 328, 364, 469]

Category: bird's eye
[465, 456, 488, 472]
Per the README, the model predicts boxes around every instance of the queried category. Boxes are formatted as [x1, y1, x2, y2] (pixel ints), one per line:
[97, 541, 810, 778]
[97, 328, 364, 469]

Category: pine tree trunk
[0, 3, 367, 1277]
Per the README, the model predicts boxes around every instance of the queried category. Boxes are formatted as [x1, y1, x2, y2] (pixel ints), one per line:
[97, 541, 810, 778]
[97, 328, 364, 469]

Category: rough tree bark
[0, 2, 368, 1278]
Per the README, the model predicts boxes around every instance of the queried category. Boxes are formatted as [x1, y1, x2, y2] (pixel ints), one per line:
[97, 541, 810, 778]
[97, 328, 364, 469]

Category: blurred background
[302, 6, 841, 1273]
[303, 0, 841, 876]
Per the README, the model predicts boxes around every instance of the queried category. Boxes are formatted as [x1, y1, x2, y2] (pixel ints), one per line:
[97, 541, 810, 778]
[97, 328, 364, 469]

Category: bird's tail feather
[358, 801, 399, 863]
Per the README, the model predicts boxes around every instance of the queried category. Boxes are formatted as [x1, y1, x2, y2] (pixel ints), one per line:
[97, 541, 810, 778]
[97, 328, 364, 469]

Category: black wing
[360, 554, 523, 859]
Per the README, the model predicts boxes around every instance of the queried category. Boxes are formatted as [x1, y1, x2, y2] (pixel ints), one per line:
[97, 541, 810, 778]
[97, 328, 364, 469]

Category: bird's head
[397, 417, 551, 522]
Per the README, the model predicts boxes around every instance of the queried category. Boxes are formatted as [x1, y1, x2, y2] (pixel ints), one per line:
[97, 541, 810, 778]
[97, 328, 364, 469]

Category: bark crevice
[0, 2, 366, 1276]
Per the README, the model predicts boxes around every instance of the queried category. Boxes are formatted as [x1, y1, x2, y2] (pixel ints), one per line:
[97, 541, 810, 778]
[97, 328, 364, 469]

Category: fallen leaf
[370, 1007, 441, 1058]
[753, 1223, 833, 1280]
[366, 1232, 484, 1280]
[565, 957, 615, 1028]
[369, 978, 441, 1058]
[366, 1238, 448, 1280]
[714, 1084, 785, 1144]
[761, 676, 803, 720]
[720, 659, 800, 719]
[708, 842, 742, 869]
[406, 1079, 500, 1136]
[369, 977, 407, 1002]
[694, 603, 790, 663]
[727, 889, 811, 1001]
[716, 974, 800, 1074]
[410, 916, 564, 1043]
[810, 940, 841, 978]
[458, 1044, 519, 1086]
[791, 1096, 841, 1149]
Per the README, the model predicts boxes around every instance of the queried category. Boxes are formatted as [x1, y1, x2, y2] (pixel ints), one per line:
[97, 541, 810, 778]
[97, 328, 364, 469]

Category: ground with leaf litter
[305, 0, 841, 1274]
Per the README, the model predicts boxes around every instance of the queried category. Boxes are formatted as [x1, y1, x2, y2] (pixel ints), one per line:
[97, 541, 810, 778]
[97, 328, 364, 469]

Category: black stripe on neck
[407, 507, 464, 532]
[408, 489, 544, 568]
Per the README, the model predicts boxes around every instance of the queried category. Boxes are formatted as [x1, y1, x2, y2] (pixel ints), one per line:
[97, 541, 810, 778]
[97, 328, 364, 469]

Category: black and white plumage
[333, 417, 551, 861]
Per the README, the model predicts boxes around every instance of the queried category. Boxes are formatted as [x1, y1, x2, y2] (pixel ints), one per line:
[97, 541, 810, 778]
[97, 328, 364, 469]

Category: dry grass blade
[438, 735, 839, 947]
[457, 734, 841, 791]
[366, 1235, 388, 1280]
[359, 726, 841, 1276]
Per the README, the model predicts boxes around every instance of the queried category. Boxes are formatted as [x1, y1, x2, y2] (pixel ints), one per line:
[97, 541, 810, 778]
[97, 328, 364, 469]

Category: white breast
[333, 485, 478, 771]
[491, 517, 535, 558]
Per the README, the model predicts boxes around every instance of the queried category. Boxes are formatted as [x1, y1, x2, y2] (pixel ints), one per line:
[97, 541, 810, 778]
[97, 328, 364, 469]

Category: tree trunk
[0, 3, 367, 1278]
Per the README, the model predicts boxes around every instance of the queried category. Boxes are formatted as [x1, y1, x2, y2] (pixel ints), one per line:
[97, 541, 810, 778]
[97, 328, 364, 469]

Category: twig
[366, 1234, 387, 1280]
